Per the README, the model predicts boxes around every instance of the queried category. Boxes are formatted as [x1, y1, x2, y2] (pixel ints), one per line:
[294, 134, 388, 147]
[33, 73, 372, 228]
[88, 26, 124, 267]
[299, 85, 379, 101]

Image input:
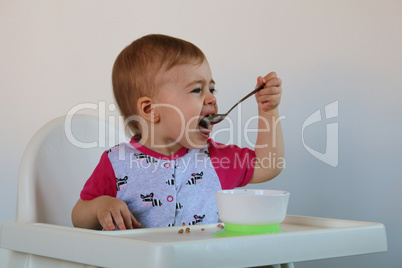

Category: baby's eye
[191, 88, 202, 94]
[209, 88, 216, 94]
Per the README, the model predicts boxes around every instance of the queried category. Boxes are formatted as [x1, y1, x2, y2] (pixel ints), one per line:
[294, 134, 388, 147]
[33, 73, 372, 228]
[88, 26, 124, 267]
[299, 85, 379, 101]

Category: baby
[71, 34, 284, 230]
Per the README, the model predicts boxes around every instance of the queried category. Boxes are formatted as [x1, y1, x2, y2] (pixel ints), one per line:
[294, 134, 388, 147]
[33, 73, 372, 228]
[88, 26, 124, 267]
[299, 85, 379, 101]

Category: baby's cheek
[186, 114, 200, 128]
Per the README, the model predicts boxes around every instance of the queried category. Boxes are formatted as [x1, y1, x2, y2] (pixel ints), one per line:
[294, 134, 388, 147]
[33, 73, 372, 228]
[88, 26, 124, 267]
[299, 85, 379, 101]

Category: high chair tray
[0, 215, 387, 268]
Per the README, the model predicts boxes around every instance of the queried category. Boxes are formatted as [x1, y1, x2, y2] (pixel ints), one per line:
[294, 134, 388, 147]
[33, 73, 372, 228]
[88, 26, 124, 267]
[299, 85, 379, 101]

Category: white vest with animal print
[107, 141, 222, 228]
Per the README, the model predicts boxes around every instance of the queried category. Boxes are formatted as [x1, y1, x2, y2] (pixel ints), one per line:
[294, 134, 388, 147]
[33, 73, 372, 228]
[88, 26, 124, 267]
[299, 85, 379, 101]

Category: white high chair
[0, 114, 387, 268]
[0, 114, 126, 267]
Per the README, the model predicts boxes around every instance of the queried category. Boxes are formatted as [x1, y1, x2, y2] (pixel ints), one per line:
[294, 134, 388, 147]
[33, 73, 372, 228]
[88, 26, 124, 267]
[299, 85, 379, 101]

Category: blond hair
[112, 34, 206, 135]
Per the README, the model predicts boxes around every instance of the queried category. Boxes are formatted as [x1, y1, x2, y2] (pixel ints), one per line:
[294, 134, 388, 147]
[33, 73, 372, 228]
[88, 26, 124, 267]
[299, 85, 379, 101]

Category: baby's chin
[189, 142, 208, 149]
[180, 137, 208, 150]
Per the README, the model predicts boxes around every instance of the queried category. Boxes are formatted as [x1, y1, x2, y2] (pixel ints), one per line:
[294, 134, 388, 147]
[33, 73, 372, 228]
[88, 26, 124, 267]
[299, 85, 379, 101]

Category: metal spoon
[199, 84, 265, 129]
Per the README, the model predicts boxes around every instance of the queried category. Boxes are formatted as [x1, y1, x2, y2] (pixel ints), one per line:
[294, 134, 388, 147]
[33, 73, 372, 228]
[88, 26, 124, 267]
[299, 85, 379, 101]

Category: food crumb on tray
[178, 227, 191, 234]
[178, 225, 219, 234]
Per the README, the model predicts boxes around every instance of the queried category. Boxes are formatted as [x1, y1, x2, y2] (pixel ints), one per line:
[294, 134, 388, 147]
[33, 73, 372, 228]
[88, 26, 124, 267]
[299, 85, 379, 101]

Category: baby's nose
[205, 91, 217, 106]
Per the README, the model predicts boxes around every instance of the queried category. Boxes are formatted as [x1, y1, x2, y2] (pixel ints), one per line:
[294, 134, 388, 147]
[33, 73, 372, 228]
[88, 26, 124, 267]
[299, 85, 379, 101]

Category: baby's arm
[71, 196, 141, 231]
[249, 72, 284, 183]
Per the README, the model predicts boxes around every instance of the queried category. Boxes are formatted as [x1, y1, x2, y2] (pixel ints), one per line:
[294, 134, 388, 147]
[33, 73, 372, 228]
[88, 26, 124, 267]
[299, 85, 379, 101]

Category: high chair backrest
[16, 114, 126, 226]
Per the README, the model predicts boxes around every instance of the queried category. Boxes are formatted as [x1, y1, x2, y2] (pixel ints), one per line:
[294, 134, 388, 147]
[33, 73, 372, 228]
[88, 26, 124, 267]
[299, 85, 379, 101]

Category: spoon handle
[224, 84, 265, 116]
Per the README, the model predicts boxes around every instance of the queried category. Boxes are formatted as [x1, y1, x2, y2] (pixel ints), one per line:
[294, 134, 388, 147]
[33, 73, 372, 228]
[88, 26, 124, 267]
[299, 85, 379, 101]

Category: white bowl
[215, 189, 290, 226]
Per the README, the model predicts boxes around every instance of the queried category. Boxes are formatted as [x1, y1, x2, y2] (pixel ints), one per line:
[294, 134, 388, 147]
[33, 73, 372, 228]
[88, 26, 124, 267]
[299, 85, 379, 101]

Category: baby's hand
[95, 196, 141, 231]
[255, 72, 282, 112]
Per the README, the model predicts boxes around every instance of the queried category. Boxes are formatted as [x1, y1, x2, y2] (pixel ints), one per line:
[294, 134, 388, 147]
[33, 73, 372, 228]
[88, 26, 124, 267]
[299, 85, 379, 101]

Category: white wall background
[1, 0, 401, 267]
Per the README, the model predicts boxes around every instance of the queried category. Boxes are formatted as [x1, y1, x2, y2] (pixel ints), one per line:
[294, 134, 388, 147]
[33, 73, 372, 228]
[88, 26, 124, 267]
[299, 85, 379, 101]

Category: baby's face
[154, 61, 218, 149]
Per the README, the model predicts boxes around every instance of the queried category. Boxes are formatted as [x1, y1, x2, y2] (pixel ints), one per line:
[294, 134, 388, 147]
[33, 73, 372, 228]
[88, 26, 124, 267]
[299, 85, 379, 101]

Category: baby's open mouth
[198, 116, 211, 130]
[198, 114, 214, 137]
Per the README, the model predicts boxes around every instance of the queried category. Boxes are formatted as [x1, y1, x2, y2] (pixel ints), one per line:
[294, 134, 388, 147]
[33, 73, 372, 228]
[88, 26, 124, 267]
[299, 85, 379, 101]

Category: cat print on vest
[186, 172, 203, 185]
[116, 176, 128, 191]
[140, 193, 162, 207]
[189, 214, 205, 225]
[166, 174, 175, 185]
[133, 153, 157, 163]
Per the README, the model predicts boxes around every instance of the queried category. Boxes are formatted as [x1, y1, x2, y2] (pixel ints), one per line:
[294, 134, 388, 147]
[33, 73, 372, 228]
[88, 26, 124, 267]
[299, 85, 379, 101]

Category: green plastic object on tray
[212, 223, 284, 238]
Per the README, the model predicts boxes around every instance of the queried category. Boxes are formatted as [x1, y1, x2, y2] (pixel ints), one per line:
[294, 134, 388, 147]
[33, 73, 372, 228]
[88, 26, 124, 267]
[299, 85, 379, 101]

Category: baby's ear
[137, 97, 160, 123]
